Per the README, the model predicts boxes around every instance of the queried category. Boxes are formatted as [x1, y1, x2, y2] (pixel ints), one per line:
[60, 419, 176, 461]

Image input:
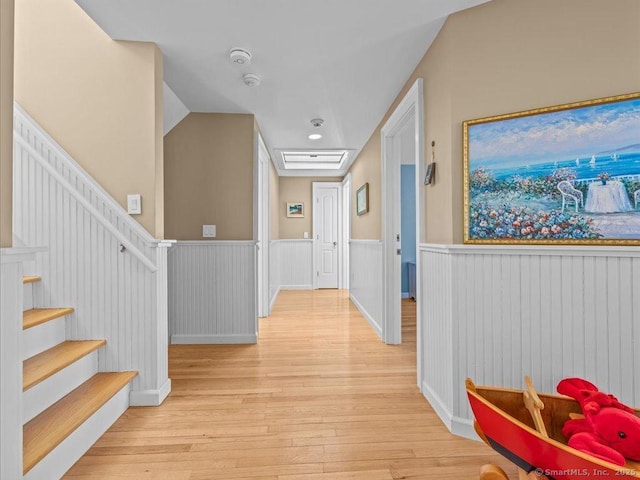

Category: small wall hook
[119, 244, 126, 253]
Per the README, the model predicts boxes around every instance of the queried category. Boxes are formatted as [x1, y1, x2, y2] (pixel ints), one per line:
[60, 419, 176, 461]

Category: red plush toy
[557, 378, 640, 465]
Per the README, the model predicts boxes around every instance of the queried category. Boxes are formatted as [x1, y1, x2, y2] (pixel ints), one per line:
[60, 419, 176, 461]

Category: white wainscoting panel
[279, 239, 313, 289]
[269, 240, 281, 311]
[13, 105, 172, 405]
[419, 244, 640, 439]
[349, 240, 383, 338]
[168, 241, 257, 344]
[419, 246, 454, 431]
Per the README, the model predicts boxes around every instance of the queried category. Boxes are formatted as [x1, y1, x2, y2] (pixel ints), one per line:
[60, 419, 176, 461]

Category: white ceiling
[76, 0, 489, 176]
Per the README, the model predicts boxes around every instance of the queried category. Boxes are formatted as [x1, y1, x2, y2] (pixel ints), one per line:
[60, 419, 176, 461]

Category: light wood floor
[65, 290, 516, 479]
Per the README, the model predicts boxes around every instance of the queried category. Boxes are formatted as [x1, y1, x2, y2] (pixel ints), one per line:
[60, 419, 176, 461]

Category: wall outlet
[127, 194, 141, 215]
[303, 232, 309, 239]
[203, 225, 216, 238]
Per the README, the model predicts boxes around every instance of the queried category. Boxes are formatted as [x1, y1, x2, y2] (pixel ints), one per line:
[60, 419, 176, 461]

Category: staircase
[21, 274, 137, 479]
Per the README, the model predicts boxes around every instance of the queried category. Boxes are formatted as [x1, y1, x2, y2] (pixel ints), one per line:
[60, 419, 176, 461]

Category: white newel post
[155, 241, 173, 403]
[0, 248, 40, 479]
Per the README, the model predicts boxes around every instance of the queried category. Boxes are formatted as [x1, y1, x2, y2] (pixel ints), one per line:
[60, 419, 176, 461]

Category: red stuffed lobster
[557, 378, 640, 465]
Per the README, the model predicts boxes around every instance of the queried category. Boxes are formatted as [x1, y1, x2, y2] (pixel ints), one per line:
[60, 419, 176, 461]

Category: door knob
[333, 241, 337, 247]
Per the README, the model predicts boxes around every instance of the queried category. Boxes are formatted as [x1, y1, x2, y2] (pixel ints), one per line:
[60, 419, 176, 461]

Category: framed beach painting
[463, 92, 640, 245]
[287, 202, 304, 218]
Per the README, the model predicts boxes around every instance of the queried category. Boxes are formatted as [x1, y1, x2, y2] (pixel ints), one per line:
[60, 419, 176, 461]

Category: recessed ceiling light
[308, 134, 322, 140]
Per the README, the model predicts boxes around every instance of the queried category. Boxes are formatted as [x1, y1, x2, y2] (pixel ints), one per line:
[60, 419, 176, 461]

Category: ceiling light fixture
[229, 48, 252, 65]
[308, 134, 322, 140]
[243, 73, 261, 87]
[310, 118, 324, 128]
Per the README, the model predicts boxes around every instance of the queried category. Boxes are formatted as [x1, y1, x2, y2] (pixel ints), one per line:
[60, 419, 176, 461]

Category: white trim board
[349, 293, 382, 339]
[129, 379, 172, 406]
[419, 243, 640, 257]
[380, 78, 425, 399]
[171, 335, 257, 344]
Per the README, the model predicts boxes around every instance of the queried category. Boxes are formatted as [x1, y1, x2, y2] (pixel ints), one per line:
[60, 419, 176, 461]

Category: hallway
[65, 290, 514, 479]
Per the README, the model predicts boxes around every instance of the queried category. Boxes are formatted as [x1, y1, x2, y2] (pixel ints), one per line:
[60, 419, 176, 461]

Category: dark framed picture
[356, 183, 369, 216]
[464, 92, 640, 245]
[424, 162, 436, 185]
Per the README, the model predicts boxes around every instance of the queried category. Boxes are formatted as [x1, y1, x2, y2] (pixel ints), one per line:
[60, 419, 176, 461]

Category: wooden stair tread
[23, 340, 106, 391]
[23, 371, 138, 474]
[23, 275, 41, 284]
[23, 308, 74, 330]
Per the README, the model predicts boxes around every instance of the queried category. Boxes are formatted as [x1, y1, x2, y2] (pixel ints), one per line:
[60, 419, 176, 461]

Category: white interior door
[313, 183, 340, 289]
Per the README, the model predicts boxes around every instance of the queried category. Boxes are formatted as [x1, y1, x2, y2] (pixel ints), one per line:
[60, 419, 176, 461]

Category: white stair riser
[23, 383, 131, 480]
[23, 351, 98, 424]
[22, 318, 65, 360]
[23, 283, 34, 311]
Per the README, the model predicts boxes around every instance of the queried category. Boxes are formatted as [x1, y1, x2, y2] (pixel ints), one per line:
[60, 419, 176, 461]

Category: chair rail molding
[418, 243, 640, 440]
[13, 105, 172, 405]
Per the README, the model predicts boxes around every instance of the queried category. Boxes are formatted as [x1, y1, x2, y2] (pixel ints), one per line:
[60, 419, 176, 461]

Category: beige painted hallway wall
[164, 113, 255, 240]
[14, 0, 164, 237]
[0, 0, 14, 247]
[279, 177, 342, 239]
[348, 0, 640, 243]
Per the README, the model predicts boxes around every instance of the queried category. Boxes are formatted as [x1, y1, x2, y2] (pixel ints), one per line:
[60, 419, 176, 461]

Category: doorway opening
[380, 78, 425, 388]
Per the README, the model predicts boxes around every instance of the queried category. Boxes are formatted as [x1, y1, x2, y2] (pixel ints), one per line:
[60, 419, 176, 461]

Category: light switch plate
[127, 194, 141, 215]
[303, 232, 309, 239]
[203, 225, 216, 238]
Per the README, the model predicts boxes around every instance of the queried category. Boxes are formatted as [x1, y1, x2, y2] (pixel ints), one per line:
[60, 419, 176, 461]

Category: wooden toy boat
[466, 377, 640, 480]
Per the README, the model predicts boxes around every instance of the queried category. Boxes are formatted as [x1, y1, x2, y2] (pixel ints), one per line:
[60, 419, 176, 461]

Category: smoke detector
[243, 73, 261, 87]
[310, 118, 324, 128]
[229, 48, 252, 65]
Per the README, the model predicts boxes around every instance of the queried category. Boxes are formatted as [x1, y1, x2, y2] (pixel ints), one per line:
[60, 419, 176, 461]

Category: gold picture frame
[463, 92, 640, 245]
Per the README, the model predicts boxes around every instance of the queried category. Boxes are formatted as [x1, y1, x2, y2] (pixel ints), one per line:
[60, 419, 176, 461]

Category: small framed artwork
[356, 183, 369, 216]
[287, 202, 304, 218]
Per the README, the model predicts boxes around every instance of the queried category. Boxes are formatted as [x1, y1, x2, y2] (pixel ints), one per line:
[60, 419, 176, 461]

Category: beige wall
[348, 0, 640, 243]
[14, 0, 164, 237]
[0, 0, 14, 247]
[164, 113, 255, 240]
[279, 177, 342, 239]
[269, 160, 280, 240]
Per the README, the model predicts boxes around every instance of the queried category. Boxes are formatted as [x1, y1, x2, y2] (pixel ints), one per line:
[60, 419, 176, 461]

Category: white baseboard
[269, 287, 281, 313]
[451, 415, 480, 441]
[349, 293, 382, 339]
[280, 285, 312, 290]
[170, 334, 258, 345]
[129, 378, 172, 407]
[421, 381, 454, 431]
[24, 383, 131, 480]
